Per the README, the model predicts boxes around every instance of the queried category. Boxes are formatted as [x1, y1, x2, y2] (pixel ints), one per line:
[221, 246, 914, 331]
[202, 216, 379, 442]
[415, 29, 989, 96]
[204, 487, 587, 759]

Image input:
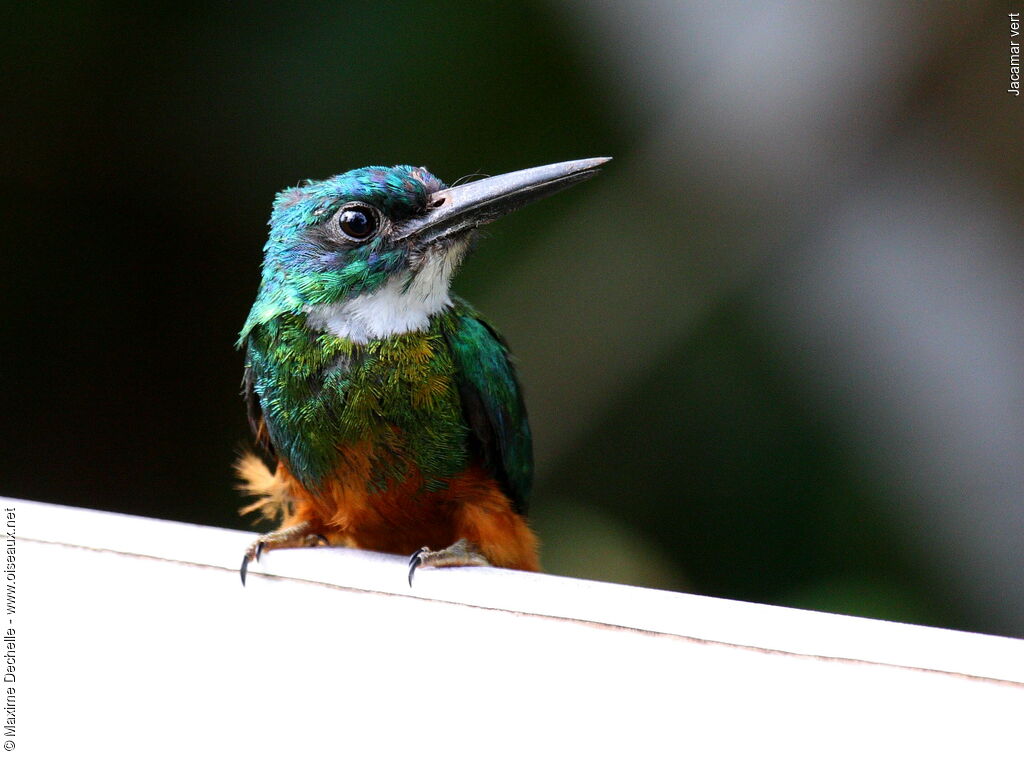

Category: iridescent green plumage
[240, 164, 534, 512]
[243, 296, 530, 506]
[237, 159, 608, 584]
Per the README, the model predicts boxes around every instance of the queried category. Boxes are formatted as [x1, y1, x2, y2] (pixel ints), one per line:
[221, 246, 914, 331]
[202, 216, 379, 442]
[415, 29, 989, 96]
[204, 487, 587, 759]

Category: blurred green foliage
[4, 0, 1015, 637]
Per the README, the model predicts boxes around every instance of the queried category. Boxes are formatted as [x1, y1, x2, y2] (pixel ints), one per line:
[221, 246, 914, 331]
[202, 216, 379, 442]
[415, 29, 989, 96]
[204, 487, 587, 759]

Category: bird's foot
[240, 520, 328, 585]
[408, 538, 490, 586]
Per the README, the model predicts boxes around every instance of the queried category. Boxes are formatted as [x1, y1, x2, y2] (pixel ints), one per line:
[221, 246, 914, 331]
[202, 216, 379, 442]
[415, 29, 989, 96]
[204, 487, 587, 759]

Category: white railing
[11, 497, 1024, 766]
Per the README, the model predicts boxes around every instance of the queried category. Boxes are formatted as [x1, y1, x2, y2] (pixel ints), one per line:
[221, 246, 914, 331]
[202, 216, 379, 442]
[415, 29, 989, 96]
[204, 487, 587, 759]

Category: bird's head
[242, 158, 609, 343]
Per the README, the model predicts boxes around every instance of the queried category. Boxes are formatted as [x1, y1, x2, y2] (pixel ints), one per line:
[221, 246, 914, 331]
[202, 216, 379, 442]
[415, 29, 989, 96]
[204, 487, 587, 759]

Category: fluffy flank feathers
[235, 452, 294, 525]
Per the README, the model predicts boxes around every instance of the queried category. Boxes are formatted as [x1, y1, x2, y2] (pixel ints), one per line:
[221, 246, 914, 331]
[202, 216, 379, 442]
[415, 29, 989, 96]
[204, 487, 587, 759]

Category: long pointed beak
[394, 157, 610, 244]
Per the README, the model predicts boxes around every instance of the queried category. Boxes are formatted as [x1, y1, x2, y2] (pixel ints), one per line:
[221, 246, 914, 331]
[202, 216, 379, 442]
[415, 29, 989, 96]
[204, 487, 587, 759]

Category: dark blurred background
[5, 1, 1023, 637]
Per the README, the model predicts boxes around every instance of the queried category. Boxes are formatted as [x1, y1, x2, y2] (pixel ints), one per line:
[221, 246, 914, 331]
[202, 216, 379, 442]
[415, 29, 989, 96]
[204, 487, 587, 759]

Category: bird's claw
[238, 522, 327, 587]
[240, 540, 265, 586]
[407, 539, 490, 587]
[408, 546, 428, 587]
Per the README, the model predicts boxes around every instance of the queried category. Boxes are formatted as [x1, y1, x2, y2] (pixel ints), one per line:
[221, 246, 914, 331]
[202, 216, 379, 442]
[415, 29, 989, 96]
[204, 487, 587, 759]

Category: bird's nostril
[430, 195, 446, 209]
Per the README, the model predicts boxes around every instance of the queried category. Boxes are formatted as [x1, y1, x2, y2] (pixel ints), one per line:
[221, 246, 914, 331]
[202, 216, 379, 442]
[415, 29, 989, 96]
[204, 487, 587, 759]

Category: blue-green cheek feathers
[240, 165, 445, 338]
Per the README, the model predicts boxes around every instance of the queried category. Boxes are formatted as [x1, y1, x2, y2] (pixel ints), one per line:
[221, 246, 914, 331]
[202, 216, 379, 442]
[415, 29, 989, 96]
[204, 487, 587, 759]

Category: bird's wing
[241, 342, 276, 461]
[444, 301, 533, 515]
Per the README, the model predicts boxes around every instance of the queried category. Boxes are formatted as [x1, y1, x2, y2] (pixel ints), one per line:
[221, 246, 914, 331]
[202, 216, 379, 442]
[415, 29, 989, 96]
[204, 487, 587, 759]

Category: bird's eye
[336, 205, 379, 241]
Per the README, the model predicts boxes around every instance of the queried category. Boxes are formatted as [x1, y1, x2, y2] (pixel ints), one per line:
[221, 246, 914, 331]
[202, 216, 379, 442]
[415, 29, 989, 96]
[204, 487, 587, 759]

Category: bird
[236, 157, 610, 585]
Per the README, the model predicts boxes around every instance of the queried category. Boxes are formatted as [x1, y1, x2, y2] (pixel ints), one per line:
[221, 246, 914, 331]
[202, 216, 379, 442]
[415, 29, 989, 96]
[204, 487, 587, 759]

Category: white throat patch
[303, 240, 467, 344]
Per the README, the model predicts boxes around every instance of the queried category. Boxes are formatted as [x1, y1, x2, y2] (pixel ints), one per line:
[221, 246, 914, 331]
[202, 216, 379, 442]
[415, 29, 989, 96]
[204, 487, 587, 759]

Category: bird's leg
[240, 520, 328, 585]
[407, 538, 491, 586]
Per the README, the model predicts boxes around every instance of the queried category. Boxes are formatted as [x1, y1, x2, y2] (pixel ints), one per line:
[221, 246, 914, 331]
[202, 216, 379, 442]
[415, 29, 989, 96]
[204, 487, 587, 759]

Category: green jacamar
[237, 157, 609, 584]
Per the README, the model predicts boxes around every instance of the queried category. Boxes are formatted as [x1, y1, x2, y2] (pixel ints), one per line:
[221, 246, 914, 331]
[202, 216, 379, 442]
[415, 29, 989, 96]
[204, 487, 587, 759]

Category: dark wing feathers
[444, 305, 533, 515]
[241, 345, 276, 460]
